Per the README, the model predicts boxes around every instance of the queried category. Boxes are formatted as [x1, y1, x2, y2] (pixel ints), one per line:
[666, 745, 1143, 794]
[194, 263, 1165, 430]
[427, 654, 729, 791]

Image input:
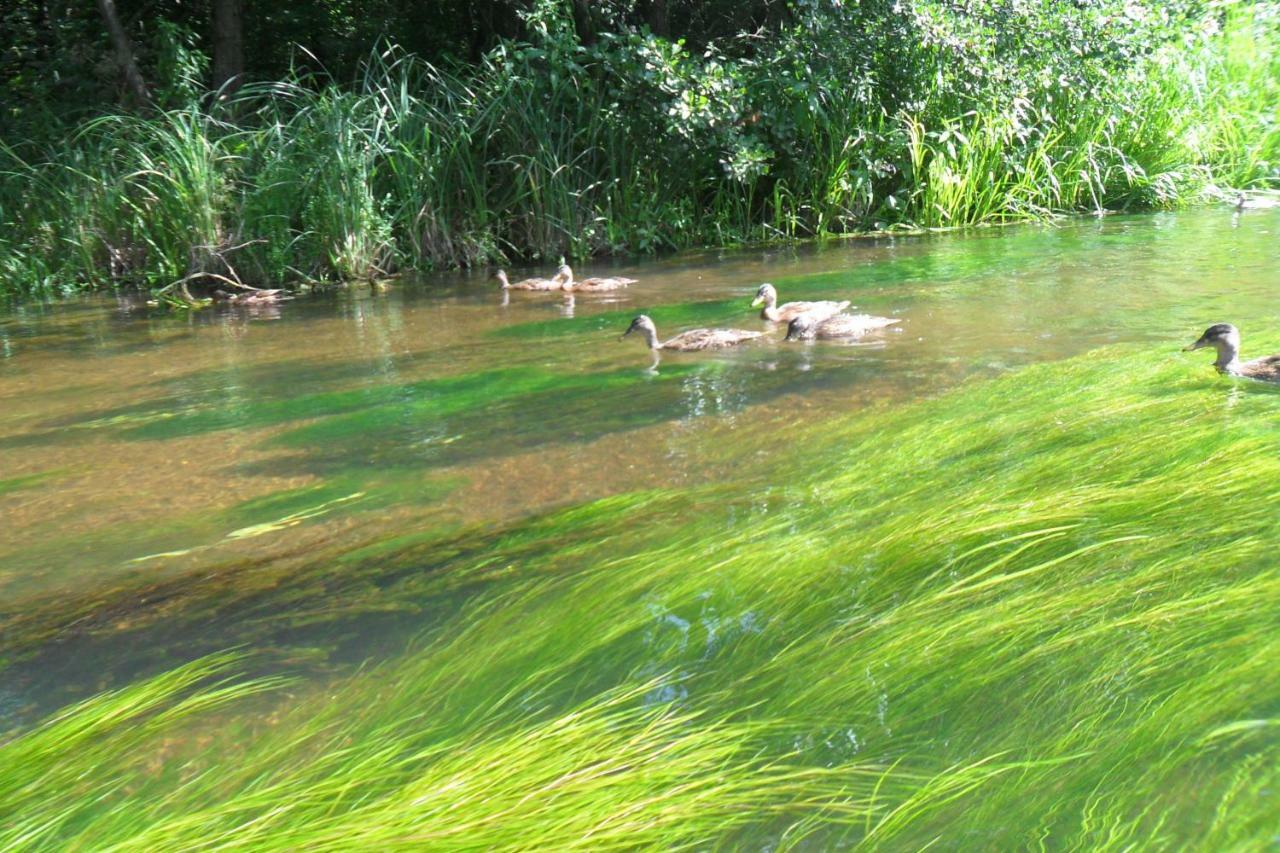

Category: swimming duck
[1183, 323, 1280, 382]
[494, 269, 566, 291]
[213, 288, 289, 305]
[1232, 192, 1280, 211]
[785, 312, 901, 341]
[622, 314, 763, 352]
[558, 264, 637, 292]
[751, 283, 849, 323]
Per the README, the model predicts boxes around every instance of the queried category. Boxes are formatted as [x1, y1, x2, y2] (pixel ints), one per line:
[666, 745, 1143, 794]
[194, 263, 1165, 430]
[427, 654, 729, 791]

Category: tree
[212, 0, 244, 92]
[96, 0, 150, 105]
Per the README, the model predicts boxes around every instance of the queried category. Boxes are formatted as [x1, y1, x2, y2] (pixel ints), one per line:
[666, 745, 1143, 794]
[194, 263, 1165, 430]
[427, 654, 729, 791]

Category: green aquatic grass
[0, 471, 61, 497]
[2, 343, 1277, 848]
[19, 353, 874, 482]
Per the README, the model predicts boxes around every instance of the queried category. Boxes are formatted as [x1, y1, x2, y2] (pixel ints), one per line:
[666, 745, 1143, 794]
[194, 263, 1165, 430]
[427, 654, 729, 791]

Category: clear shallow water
[0, 208, 1276, 706]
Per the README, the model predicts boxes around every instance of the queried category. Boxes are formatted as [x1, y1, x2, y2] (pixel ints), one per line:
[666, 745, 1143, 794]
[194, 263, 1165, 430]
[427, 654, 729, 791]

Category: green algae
[0, 470, 61, 496]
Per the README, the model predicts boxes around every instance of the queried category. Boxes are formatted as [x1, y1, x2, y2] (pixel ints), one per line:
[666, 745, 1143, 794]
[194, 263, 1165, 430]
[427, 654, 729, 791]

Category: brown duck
[494, 269, 567, 291]
[785, 312, 901, 341]
[622, 314, 763, 352]
[1184, 324, 1280, 382]
[558, 264, 637, 292]
[213, 288, 289, 305]
[751, 283, 849, 323]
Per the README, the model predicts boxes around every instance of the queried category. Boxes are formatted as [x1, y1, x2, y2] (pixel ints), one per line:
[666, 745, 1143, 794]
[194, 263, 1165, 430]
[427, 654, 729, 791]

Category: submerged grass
[2, 340, 1277, 847]
[0, 471, 62, 497]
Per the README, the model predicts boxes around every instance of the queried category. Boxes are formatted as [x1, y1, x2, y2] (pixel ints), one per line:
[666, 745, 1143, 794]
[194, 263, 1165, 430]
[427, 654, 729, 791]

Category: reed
[1, 5, 1277, 299]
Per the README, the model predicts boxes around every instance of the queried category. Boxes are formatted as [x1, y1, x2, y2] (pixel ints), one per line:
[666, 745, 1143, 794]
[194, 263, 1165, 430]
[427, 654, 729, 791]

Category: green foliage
[2, 344, 1278, 847]
[1, 1, 1278, 298]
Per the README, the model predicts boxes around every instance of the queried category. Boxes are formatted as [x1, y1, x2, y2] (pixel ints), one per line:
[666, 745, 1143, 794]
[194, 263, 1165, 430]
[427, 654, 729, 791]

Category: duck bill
[1183, 339, 1207, 352]
[750, 297, 764, 307]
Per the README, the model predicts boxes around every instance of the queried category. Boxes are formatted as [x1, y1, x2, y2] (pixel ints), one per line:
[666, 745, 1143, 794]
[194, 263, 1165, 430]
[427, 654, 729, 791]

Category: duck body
[572, 276, 637, 292]
[786, 312, 900, 341]
[495, 269, 567, 291]
[751, 283, 848, 323]
[557, 264, 637, 292]
[623, 315, 763, 352]
[1184, 323, 1280, 382]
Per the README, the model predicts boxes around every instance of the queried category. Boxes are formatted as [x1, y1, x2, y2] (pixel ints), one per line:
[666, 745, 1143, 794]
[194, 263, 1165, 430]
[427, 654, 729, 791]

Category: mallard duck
[622, 314, 763, 352]
[213, 288, 289, 305]
[1184, 324, 1280, 382]
[785, 312, 901, 341]
[494, 269, 566, 291]
[558, 264, 637, 292]
[751, 283, 849, 323]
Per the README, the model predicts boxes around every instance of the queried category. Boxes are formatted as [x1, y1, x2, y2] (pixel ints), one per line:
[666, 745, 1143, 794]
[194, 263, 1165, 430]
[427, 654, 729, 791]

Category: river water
[1, 207, 1276, 712]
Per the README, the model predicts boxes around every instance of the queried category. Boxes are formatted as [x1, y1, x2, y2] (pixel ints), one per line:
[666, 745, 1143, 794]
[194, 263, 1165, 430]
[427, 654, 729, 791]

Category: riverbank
[1, 2, 1278, 301]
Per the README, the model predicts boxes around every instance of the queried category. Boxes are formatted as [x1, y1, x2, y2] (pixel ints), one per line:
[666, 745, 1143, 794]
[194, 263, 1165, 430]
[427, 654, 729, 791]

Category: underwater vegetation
[2, 342, 1277, 848]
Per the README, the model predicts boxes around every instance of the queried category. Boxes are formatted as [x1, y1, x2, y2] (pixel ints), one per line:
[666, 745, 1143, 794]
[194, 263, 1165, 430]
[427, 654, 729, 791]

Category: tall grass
[2, 343, 1277, 848]
[0, 5, 1277, 299]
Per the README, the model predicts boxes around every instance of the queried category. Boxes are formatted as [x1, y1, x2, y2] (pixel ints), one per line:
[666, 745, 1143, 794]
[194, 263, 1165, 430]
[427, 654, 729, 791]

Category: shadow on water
[0, 483, 711, 723]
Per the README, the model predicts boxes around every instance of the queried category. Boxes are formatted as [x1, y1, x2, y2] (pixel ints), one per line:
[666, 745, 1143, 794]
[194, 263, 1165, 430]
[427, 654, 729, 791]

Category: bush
[1, 0, 1277, 299]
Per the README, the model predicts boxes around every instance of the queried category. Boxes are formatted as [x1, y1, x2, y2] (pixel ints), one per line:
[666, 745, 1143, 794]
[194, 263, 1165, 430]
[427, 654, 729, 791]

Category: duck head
[1184, 323, 1241, 369]
[494, 270, 511, 289]
[622, 314, 660, 348]
[750, 283, 778, 309]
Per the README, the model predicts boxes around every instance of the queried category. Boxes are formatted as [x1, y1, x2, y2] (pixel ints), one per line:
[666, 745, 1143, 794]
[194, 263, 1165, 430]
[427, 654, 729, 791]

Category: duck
[622, 314, 763, 352]
[558, 264, 637, 292]
[785, 312, 901, 341]
[1183, 323, 1280, 382]
[751, 283, 849, 323]
[494, 269, 567, 291]
[212, 288, 290, 305]
[1232, 192, 1280, 211]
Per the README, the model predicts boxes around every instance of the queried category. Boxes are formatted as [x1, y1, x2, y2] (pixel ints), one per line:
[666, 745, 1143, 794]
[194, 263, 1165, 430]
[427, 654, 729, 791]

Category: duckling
[1183, 323, 1280, 382]
[494, 269, 565, 291]
[751, 283, 849, 323]
[622, 314, 763, 352]
[785, 312, 901, 341]
[558, 264, 637, 292]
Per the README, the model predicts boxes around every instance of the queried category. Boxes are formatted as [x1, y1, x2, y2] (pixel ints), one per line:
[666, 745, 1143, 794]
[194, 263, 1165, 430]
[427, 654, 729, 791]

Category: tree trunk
[645, 0, 669, 38]
[571, 0, 595, 46]
[212, 0, 244, 93]
[95, 0, 150, 106]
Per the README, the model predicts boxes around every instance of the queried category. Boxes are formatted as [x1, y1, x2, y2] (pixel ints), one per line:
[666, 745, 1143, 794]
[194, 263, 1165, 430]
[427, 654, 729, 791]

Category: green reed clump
[0, 2, 1277, 299]
[2, 342, 1277, 848]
